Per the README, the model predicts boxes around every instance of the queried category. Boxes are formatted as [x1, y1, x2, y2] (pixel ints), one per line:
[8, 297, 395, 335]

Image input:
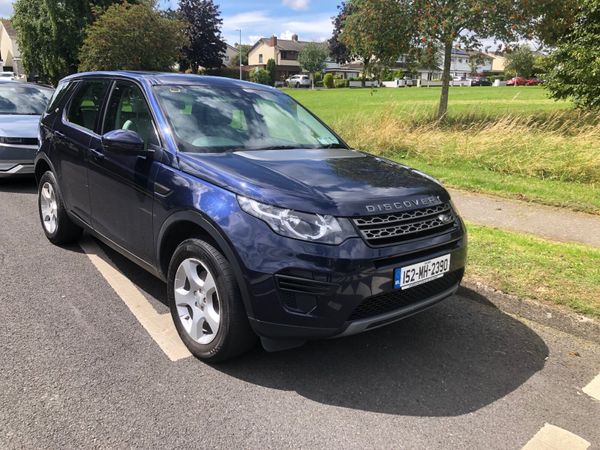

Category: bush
[323, 73, 334, 88]
[334, 79, 349, 88]
[250, 68, 270, 85]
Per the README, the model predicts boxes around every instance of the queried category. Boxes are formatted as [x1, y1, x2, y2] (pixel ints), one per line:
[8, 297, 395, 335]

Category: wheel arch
[34, 155, 54, 186]
[156, 211, 255, 318]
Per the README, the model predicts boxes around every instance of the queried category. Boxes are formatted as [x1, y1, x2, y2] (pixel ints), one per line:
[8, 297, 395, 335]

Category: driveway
[1, 179, 599, 449]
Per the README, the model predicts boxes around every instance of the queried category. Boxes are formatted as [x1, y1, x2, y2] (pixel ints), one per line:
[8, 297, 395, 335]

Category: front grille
[353, 203, 458, 246]
[347, 270, 463, 321]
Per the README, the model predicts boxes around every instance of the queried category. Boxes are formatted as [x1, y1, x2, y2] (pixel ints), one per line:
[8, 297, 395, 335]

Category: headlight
[238, 196, 355, 244]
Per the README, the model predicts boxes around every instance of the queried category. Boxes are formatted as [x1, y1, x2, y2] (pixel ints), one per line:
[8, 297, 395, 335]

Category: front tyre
[167, 239, 257, 362]
[38, 171, 82, 245]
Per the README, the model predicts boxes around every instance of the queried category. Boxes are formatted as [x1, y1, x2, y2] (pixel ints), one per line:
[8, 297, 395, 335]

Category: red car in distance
[506, 77, 528, 86]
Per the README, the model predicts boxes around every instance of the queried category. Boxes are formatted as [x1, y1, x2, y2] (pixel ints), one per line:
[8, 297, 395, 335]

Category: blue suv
[35, 72, 467, 361]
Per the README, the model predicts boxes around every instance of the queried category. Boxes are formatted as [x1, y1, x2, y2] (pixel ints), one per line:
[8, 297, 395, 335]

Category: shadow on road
[220, 297, 548, 416]
[74, 233, 548, 418]
[0, 177, 37, 194]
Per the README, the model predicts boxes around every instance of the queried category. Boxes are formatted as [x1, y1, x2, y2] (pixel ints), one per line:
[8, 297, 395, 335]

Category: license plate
[394, 254, 451, 290]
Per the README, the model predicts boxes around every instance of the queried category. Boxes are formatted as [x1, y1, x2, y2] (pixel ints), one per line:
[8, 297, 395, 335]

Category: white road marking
[522, 423, 590, 450]
[583, 374, 600, 401]
[79, 237, 191, 361]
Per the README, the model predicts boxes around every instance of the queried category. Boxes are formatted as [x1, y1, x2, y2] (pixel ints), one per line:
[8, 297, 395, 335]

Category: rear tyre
[167, 239, 257, 362]
[38, 171, 83, 245]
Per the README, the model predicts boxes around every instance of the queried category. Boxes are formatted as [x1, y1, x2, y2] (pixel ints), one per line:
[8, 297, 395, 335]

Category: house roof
[249, 37, 312, 54]
[0, 20, 17, 39]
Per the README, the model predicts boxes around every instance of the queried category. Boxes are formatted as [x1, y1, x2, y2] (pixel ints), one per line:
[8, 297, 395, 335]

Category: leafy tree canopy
[545, 0, 600, 109]
[329, 2, 355, 64]
[340, 0, 412, 85]
[336, 0, 573, 119]
[78, 2, 184, 72]
[12, 0, 144, 84]
[505, 45, 536, 78]
[298, 42, 329, 88]
[178, 0, 226, 72]
[231, 44, 251, 67]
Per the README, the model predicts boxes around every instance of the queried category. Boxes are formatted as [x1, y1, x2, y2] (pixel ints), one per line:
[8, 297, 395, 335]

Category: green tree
[328, 1, 355, 64]
[298, 42, 329, 89]
[78, 2, 184, 72]
[505, 45, 536, 78]
[178, 0, 226, 72]
[336, 0, 572, 119]
[12, 0, 141, 84]
[340, 0, 411, 87]
[545, 0, 600, 109]
[250, 68, 270, 85]
[231, 44, 251, 67]
[265, 58, 277, 86]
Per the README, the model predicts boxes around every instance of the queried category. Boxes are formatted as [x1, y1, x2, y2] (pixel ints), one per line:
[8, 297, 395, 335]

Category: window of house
[66, 80, 111, 132]
[259, 54, 263, 64]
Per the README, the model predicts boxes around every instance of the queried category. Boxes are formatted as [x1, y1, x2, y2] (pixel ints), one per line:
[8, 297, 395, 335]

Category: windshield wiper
[316, 143, 346, 149]
[238, 145, 312, 151]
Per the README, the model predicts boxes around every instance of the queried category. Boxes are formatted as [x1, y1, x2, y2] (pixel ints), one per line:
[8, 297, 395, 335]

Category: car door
[88, 80, 160, 264]
[54, 79, 111, 225]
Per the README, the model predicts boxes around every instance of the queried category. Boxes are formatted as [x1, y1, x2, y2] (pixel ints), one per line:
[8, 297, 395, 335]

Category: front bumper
[227, 211, 467, 340]
[0, 162, 35, 177]
[0, 144, 37, 178]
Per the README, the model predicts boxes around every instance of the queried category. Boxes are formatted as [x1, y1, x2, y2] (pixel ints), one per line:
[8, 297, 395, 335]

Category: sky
[159, 0, 340, 45]
[0, 0, 340, 46]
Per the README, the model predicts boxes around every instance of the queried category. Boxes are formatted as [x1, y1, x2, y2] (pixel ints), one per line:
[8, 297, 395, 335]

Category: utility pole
[236, 29, 242, 80]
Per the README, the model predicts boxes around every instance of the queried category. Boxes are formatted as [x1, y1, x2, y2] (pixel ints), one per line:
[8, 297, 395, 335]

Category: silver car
[285, 74, 311, 88]
[0, 83, 53, 177]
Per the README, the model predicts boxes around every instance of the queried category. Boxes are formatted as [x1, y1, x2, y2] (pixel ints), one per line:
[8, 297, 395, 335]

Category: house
[222, 43, 238, 67]
[247, 34, 311, 80]
[482, 52, 507, 75]
[0, 20, 24, 77]
[325, 47, 499, 81]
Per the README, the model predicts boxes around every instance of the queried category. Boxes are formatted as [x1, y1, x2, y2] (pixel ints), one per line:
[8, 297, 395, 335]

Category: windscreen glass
[0, 84, 53, 115]
[154, 85, 342, 153]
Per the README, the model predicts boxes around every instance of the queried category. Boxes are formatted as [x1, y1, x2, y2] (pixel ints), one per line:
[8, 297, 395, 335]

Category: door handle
[54, 130, 65, 138]
[90, 148, 105, 162]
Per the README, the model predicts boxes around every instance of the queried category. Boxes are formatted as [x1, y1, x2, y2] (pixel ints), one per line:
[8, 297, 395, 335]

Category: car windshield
[154, 85, 343, 153]
[0, 84, 53, 115]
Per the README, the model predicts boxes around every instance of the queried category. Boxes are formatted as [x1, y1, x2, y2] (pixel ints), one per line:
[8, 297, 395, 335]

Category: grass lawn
[286, 85, 572, 123]
[466, 223, 600, 319]
[286, 87, 600, 214]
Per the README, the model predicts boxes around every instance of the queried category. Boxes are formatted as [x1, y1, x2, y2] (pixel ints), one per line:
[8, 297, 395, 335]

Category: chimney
[269, 35, 277, 47]
[291, 34, 299, 42]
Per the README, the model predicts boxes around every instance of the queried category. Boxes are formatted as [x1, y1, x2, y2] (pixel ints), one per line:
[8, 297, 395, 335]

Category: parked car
[526, 78, 543, 86]
[0, 82, 54, 178]
[469, 76, 492, 86]
[285, 74, 311, 88]
[36, 72, 467, 361]
[0, 71, 14, 79]
[506, 77, 528, 86]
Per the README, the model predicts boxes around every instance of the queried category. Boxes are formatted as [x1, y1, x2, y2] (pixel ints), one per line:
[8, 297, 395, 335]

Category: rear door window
[66, 80, 110, 133]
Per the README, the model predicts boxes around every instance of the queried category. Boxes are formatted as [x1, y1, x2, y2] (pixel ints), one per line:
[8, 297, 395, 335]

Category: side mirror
[101, 129, 145, 155]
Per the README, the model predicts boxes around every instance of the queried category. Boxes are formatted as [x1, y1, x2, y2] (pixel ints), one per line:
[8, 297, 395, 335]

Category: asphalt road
[1, 178, 599, 449]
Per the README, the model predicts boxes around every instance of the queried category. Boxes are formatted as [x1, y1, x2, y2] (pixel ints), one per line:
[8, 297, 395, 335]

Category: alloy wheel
[174, 258, 221, 344]
[40, 182, 58, 234]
